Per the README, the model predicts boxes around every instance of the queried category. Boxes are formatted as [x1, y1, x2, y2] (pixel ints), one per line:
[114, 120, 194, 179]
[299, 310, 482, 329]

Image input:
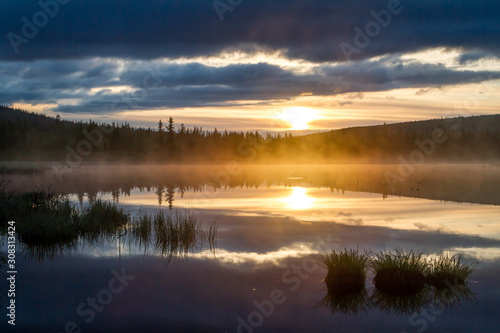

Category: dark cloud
[0, 0, 499, 62]
[1, 0, 499, 113]
[458, 49, 500, 64]
[1, 56, 499, 113]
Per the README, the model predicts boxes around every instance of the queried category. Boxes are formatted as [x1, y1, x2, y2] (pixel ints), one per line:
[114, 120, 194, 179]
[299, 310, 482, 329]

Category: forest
[1, 105, 499, 163]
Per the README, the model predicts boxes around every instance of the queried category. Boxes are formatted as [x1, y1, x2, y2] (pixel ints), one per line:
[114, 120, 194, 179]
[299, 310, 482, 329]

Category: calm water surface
[1, 164, 500, 332]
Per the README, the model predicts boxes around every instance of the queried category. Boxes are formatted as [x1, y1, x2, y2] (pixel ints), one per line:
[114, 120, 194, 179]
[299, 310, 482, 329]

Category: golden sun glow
[282, 187, 315, 210]
[276, 107, 318, 130]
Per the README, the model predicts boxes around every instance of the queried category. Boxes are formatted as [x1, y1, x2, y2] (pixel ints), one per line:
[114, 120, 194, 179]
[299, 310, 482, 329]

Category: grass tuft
[130, 210, 217, 263]
[316, 248, 370, 288]
[372, 250, 429, 296]
[79, 200, 129, 241]
[426, 254, 478, 289]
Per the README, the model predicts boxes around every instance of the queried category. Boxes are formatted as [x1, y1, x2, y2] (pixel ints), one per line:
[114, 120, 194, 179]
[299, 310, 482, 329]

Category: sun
[276, 107, 318, 130]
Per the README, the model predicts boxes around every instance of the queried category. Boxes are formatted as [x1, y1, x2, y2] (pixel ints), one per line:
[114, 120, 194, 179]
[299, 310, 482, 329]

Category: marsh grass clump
[79, 200, 129, 241]
[131, 211, 217, 261]
[130, 211, 153, 248]
[0, 185, 217, 262]
[152, 210, 201, 257]
[372, 250, 429, 296]
[12, 190, 80, 247]
[426, 254, 477, 289]
[207, 220, 217, 251]
[316, 249, 370, 315]
[0, 188, 129, 247]
[317, 248, 370, 290]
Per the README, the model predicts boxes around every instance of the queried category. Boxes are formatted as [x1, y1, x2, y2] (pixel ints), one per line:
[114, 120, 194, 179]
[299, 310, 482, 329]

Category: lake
[1, 164, 500, 332]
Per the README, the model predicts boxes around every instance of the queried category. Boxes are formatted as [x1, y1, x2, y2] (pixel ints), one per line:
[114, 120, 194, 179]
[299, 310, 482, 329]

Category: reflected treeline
[3, 106, 500, 163]
[5, 164, 500, 207]
[318, 249, 477, 316]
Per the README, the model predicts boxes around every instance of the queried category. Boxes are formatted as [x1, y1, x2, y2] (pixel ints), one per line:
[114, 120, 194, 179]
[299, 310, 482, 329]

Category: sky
[0, 0, 500, 132]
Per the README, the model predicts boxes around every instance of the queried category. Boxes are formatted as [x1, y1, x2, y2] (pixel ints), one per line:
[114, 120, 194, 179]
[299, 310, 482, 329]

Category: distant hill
[295, 114, 500, 162]
[0, 105, 499, 162]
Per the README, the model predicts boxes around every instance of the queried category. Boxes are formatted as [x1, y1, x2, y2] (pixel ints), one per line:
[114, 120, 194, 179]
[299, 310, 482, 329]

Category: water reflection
[320, 281, 476, 317]
[319, 282, 369, 316]
[1, 164, 498, 332]
[6, 209, 216, 263]
[6, 164, 500, 206]
[282, 187, 315, 210]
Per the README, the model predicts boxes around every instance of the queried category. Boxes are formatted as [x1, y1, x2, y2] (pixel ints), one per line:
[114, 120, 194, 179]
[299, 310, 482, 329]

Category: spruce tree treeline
[0, 105, 499, 162]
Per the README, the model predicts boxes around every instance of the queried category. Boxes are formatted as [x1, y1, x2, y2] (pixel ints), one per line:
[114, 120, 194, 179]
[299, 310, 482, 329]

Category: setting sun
[276, 107, 318, 130]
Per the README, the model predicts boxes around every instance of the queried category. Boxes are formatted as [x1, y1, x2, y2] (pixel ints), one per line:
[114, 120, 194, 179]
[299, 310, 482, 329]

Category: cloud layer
[0, 0, 499, 122]
[1, 0, 499, 62]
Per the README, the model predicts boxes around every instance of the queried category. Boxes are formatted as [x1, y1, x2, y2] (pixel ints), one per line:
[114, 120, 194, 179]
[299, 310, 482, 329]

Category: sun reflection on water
[282, 187, 315, 210]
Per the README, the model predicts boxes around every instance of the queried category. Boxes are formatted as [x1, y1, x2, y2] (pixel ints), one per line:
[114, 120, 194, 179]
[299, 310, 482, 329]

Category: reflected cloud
[448, 247, 500, 261]
[191, 243, 317, 266]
